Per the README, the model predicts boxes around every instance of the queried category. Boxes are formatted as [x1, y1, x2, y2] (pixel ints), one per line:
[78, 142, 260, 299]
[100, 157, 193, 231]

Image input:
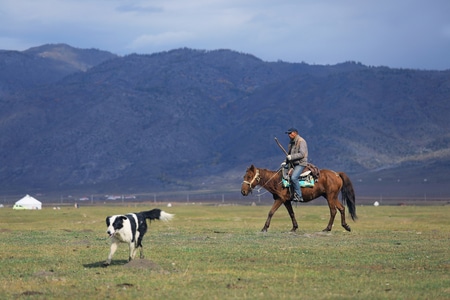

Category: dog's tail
[142, 209, 174, 222]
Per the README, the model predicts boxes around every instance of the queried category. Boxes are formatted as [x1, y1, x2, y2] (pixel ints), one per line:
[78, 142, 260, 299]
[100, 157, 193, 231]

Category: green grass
[0, 204, 449, 299]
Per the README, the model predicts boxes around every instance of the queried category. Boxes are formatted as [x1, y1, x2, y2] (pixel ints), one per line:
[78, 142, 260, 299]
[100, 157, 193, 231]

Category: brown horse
[241, 165, 357, 232]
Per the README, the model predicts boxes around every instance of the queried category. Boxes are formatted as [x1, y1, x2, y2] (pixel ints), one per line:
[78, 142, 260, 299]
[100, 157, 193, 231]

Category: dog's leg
[139, 245, 144, 259]
[103, 242, 118, 266]
[129, 243, 137, 261]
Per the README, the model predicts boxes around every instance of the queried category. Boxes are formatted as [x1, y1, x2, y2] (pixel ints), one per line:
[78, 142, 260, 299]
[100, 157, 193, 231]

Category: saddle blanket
[282, 171, 315, 188]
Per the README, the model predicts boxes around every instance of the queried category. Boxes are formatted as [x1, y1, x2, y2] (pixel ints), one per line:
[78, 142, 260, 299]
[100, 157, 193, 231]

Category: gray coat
[287, 134, 308, 166]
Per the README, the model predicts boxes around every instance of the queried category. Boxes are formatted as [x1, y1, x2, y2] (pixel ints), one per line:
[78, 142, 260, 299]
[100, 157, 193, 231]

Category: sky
[1, 0, 449, 70]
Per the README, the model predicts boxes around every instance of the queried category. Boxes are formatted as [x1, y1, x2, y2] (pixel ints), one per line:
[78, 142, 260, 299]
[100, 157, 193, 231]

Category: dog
[103, 208, 174, 266]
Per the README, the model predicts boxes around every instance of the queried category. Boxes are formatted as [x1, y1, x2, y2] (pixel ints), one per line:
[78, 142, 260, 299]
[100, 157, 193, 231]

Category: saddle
[281, 162, 320, 188]
[305, 163, 320, 180]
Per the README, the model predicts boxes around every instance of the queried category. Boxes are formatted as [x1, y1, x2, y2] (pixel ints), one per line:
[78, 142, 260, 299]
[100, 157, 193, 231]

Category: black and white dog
[103, 208, 174, 266]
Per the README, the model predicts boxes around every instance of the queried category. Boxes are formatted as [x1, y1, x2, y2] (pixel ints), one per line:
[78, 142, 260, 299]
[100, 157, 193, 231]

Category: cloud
[0, 0, 449, 69]
[116, 3, 163, 14]
[128, 31, 195, 50]
[442, 24, 450, 39]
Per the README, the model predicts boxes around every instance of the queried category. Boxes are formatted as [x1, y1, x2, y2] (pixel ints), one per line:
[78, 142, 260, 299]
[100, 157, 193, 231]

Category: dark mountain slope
[0, 46, 449, 197]
[224, 67, 450, 170]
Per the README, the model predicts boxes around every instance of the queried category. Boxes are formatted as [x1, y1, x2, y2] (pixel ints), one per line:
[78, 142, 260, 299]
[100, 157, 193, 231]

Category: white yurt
[13, 194, 42, 210]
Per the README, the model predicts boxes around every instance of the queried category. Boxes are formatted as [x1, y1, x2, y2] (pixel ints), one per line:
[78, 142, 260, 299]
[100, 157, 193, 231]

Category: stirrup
[292, 193, 303, 202]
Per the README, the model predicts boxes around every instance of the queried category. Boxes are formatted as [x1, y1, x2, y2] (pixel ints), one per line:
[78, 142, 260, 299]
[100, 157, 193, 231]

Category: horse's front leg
[283, 201, 298, 232]
[262, 199, 283, 232]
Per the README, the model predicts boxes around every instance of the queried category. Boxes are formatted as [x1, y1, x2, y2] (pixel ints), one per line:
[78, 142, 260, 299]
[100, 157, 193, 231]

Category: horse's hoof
[343, 224, 352, 232]
[322, 228, 332, 232]
[261, 228, 268, 232]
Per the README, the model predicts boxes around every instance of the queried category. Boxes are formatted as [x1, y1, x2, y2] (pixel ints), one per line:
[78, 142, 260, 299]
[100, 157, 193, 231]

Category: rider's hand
[286, 155, 292, 161]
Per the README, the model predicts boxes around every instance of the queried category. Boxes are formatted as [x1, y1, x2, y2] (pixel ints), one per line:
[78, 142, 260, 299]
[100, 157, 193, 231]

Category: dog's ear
[120, 216, 127, 221]
[106, 216, 111, 226]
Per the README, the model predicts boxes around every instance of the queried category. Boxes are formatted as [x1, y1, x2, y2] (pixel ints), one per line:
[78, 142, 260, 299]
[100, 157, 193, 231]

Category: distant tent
[13, 194, 42, 210]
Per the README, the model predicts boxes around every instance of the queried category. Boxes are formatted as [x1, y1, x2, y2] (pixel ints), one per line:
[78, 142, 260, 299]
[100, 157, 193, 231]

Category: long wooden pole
[274, 137, 288, 155]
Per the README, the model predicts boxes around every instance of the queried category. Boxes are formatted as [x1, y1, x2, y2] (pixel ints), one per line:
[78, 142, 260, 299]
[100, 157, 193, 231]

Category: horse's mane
[260, 167, 278, 173]
[258, 167, 282, 182]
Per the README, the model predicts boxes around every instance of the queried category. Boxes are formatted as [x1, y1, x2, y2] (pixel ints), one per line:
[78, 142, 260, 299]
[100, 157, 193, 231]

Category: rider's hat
[285, 128, 298, 134]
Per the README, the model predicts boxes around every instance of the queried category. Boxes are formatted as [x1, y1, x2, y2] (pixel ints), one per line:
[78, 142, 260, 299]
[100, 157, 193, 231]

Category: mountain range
[1, 44, 449, 199]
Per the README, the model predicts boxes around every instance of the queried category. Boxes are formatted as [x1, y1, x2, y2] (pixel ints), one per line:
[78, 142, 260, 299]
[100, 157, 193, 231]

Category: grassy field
[0, 203, 449, 299]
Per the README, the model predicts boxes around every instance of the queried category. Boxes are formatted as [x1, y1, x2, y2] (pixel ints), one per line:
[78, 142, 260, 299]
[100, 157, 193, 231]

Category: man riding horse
[241, 128, 357, 232]
[284, 128, 308, 202]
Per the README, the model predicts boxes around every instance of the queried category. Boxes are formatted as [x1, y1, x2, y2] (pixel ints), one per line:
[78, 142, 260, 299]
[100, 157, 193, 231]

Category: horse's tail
[338, 172, 358, 221]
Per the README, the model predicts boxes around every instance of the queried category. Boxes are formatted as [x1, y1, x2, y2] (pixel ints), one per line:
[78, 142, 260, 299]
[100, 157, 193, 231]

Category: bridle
[242, 168, 261, 192]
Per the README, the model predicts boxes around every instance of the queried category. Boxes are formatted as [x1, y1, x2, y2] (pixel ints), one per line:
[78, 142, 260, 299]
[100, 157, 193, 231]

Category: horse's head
[241, 165, 260, 196]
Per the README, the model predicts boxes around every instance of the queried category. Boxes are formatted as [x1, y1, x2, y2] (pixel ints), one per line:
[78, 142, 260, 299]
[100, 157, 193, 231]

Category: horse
[241, 164, 357, 232]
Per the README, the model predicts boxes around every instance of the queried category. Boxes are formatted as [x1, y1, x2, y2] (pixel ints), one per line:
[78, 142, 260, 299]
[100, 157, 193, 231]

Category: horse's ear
[249, 164, 255, 171]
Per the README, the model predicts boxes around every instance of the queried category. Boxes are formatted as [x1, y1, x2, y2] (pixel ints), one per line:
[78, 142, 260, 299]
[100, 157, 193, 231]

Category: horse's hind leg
[337, 202, 351, 232]
[324, 196, 338, 232]
[262, 199, 283, 232]
[324, 205, 336, 232]
[283, 201, 298, 232]
[325, 197, 351, 232]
